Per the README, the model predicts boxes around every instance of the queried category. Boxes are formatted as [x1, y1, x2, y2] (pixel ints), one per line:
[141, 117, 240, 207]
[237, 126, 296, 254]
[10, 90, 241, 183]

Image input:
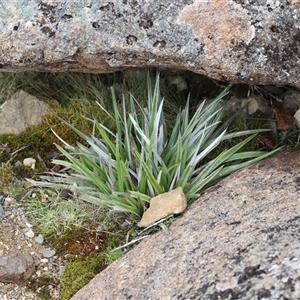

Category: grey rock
[0, 2, 299, 87]
[13, 160, 23, 167]
[0, 205, 4, 218]
[42, 250, 56, 258]
[0, 252, 35, 283]
[34, 235, 44, 245]
[0, 90, 49, 135]
[4, 211, 11, 217]
[71, 150, 300, 300]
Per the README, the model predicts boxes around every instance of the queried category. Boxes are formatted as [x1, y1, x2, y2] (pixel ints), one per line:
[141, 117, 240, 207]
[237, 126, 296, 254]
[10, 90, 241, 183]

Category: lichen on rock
[177, 0, 255, 60]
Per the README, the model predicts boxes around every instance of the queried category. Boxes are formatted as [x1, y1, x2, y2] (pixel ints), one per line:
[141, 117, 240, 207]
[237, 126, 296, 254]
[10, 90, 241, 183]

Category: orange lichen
[177, 0, 255, 59]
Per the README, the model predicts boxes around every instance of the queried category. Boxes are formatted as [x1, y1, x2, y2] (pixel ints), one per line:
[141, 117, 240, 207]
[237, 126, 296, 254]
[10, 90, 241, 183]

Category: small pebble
[59, 189, 73, 200]
[4, 211, 11, 217]
[40, 258, 49, 263]
[35, 235, 44, 244]
[43, 249, 56, 258]
[47, 197, 55, 203]
[22, 217, 29, 224]
[59, 266, 65, 277]
[14, 160, 22, 167]
[25, 229, 35, 238]
[23, 157, 36, 170]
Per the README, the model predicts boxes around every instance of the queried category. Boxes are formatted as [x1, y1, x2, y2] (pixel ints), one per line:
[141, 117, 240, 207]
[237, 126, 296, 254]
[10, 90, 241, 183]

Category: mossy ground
[1, 69, 300, 299]
[59, 231, 124, 300]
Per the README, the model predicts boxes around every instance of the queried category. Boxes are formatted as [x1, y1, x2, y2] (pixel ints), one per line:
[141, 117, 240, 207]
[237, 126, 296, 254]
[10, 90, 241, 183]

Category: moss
[55, 225, 127, 299]
[61, 254, 107, 300]
[290, 155, 300, 167]
[0, 167, 13, 191]
[60, 232, 126, 299]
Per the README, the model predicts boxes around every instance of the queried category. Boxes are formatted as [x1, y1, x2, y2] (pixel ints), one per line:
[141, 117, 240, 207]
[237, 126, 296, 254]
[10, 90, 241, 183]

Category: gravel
[0, 195, 62, 299]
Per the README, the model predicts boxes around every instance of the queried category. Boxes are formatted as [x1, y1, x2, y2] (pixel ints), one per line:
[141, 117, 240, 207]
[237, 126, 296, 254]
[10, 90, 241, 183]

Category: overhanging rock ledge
[0, 0, 300, 88]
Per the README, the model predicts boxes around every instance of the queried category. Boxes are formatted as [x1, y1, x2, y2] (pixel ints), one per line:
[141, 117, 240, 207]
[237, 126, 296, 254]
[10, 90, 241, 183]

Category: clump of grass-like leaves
[32, 75, 278, 221]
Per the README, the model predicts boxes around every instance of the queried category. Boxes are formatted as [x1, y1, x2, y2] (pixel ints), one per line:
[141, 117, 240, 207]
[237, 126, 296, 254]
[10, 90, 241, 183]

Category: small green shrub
[31, 75, 279, 221]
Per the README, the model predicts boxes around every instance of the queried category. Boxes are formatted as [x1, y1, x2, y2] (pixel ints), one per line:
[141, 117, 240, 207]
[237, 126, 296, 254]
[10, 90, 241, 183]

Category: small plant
[31, 75, 279, 221]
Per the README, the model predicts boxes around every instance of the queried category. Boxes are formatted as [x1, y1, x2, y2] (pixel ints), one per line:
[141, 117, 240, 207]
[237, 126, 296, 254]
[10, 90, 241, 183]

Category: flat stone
[138, 187, 187, 227]
[71, 150, 300, 300]
[42, 250, 56, 258]
[34, 235, 44, 245]
[0, 252, 35, 283]
[24, 229, 35, 238]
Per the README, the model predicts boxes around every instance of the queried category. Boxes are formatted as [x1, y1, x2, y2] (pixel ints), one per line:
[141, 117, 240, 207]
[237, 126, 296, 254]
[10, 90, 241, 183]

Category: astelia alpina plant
[30, 75, 279, 221]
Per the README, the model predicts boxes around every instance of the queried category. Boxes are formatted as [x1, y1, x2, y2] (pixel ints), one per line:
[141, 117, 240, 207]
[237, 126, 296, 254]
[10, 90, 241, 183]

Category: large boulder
[0, 1, 300, 87]
[71, 150, 300, 299]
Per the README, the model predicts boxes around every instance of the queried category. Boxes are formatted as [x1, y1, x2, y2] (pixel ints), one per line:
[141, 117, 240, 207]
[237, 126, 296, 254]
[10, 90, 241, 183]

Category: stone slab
[71, 150, 300, 299]
[0, 1, 300, 87]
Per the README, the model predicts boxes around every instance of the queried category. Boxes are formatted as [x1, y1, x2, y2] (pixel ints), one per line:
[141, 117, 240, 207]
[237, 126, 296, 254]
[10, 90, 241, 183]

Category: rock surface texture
[1, 1, 300, 87]
[71, 150, 300, 300]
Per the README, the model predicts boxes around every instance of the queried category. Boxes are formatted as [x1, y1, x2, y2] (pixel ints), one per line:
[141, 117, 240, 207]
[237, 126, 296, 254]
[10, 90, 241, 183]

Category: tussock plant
[31, 75, 279, 221]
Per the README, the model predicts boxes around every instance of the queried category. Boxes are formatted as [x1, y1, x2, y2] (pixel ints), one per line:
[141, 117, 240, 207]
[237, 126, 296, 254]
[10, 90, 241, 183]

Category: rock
[247, 96, 267, 115]
[71, 150, 300, 300]
[42, 250, 56, 258]
[294, 109, 300, 128]
[59, 189, 73, 200]
[14, 160, 23, 167]
[0, 205, 4, 218]
[34, 235, 44, 245]
[23, 157, 36, 170]
[138, 187, 187, 227]
[24, 229, 35, 238]
[168, 76, 188, 92]
[0, 90, 49, 135]
[0, 252, 35, 283]
[0, 2, 300, 87]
